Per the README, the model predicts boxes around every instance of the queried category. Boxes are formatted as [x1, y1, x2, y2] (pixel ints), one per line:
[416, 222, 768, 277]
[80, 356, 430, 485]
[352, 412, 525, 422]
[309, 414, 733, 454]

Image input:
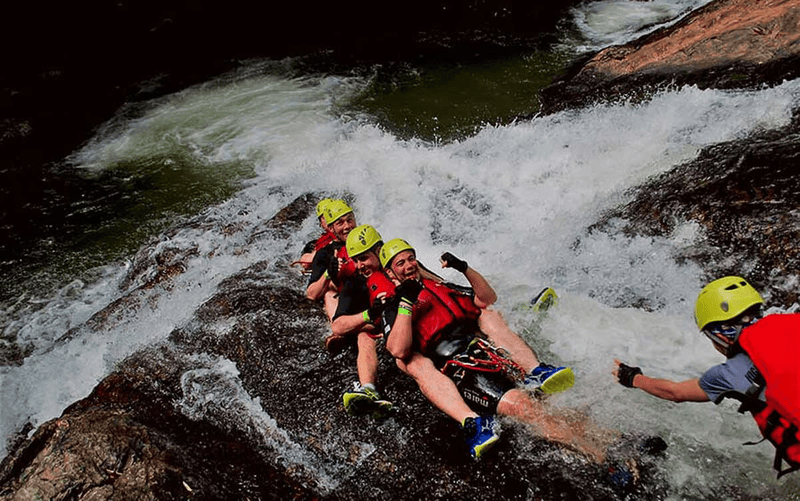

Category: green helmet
[379, 238, 414, 268]
[323, 199, 353, 225]
[315, 198, 334, 218]
[695, 276, 764, 330]
[346, 225, 382, 257]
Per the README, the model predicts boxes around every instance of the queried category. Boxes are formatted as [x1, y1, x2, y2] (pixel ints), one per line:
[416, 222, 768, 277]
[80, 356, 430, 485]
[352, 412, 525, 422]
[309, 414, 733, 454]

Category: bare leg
[356, 332, 379, 387]
[396, 353, 477, 424]
[496, 389, 614, 462]
[323, 289, 338, 321]
[479, 309, 540, 372]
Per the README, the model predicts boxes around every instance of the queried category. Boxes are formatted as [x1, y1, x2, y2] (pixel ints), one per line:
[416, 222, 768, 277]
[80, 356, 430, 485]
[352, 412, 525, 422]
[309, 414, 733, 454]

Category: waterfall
[3, 0, 798, 497]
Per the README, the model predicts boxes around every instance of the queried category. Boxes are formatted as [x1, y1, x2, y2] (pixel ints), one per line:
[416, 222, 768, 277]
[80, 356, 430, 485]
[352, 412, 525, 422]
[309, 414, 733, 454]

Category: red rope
[441, 339, 525, 381]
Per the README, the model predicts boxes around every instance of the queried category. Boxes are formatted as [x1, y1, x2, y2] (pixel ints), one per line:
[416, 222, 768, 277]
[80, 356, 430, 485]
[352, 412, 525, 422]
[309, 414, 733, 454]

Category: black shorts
[452, 367, 516, 415]
[431, 332, 518, 415]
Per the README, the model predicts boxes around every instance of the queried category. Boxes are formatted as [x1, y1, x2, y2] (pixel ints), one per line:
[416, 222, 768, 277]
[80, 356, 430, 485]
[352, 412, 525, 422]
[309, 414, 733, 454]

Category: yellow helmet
[323, 199, 353, 225]
[379, 238, 414, 268]
[346, 225, 382, 257]
[694, 276, 763, 330]
[315, 198, 334, 218]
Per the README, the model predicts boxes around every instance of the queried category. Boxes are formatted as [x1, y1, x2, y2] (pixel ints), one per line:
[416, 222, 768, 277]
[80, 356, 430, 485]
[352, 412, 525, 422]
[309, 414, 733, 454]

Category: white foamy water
[3, 2, 800, 496]
[3, 69, 799, 496]
[568, 0, 715, 51]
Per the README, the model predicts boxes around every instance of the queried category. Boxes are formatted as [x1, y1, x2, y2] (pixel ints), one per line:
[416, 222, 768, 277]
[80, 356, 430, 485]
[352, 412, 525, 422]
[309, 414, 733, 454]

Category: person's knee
[497, 388, 538, 417]
[479, 308, 512, 332]
[324, 332, 348, 354]
[406, 353, 435, 374]
[357, 331, 377, 347]
[483, 308, 505, 321]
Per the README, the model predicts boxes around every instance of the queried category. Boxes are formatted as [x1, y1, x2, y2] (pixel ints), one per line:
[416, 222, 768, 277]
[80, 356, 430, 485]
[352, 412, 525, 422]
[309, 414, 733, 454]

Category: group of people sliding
[296, 197, 800, 481]
[297, 198, 609, 462]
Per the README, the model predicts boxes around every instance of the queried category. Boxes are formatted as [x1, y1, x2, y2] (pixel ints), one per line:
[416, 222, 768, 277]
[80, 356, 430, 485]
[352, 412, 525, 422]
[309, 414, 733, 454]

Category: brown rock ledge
[541, 0, 800, 112]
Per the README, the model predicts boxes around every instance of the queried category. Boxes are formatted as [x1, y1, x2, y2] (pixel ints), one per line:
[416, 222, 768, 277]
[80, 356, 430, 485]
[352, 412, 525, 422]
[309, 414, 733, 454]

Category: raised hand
[440, 252, 468, 273]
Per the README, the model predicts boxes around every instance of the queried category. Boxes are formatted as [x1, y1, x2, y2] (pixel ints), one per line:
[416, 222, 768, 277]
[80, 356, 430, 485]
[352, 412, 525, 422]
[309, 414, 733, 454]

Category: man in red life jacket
[381, 239, 606, 461]
[294, 198, 337, 272]
[614, 276, 800, 478]
[305, 199, 358, 319]
[381, 239, 574, 391]
[328, 224, 396, 418]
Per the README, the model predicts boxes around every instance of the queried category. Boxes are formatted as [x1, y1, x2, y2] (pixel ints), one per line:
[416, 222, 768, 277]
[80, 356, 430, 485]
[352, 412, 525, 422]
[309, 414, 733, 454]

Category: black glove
[396, 279, 422, 304]
[326, 255, 339, 282]
[441, 252, 468, 273]
[366, 298, 386, 323]
[617, 362, 643, 388]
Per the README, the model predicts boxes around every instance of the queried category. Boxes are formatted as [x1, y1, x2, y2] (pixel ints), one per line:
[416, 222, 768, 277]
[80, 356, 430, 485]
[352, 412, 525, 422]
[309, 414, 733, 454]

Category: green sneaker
[342, 384, 394, 419]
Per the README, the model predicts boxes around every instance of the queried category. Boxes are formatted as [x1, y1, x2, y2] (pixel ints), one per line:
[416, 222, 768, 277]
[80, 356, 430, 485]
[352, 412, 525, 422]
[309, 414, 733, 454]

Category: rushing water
[2, 0, 800, 498]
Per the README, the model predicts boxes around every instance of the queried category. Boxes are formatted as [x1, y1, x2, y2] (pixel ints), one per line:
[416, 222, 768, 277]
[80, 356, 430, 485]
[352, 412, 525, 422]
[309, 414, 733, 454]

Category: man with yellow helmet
[614, 276, 800, 478]
[327, 224, 395, 418]
[293, 198, 336, 272]
[305, 199, 358, 318]
[380, 239, 598, 460]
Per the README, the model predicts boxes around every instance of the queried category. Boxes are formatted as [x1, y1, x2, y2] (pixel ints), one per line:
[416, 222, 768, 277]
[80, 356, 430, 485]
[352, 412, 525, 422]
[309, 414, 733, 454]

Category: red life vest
[314, 231, 337, 251]
[333, 244, 357, 285]
[412, 278, 481, 355]
[737, 314, 800, 478]
[366, 271, 396, 304]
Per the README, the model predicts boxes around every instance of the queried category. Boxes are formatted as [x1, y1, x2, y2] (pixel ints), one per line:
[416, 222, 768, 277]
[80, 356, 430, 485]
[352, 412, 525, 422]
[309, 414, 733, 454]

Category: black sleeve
[332, 278, 370, 321]
[307, 243, 337, 286]
[302, 239, 316, 254]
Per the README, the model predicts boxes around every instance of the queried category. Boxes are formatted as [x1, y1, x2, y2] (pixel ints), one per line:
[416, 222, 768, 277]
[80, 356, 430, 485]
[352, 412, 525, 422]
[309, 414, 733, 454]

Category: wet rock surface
[540, 0, 800, 114]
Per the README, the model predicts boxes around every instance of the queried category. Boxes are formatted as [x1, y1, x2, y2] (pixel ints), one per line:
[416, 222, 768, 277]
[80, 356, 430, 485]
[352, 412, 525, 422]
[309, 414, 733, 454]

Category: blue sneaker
[606, 459, 639, 491]
[525, 363, 575, 394]
[461, 416, 500, 459]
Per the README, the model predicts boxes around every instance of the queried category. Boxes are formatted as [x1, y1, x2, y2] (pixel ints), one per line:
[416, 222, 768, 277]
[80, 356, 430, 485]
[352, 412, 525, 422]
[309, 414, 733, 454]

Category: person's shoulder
[754, 313, 800, 328]
[705, 352, 754, 380]
[312, 241, 339, 260]
[314, 231, 337, 250]
[441, 281, 474, 295]
[302, 239, 316, 254]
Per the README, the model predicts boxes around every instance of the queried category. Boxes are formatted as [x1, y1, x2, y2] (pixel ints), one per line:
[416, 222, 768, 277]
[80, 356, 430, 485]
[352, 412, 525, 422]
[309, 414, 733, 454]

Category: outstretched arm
[463, 268, 497, 308]
[440, 252, 497, 307]
[613, 359, 709, 403]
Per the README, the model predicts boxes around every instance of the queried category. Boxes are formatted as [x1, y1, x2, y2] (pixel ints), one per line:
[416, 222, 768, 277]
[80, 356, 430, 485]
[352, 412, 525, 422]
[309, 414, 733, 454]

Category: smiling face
[331, 212, 356, 242]
[352, 249, 381, 278]
[388, 249, 419, 282]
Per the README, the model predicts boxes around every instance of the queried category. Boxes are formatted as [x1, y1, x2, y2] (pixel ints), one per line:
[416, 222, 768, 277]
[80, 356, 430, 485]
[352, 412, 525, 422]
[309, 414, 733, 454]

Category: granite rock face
[540, 0, 800, 113]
